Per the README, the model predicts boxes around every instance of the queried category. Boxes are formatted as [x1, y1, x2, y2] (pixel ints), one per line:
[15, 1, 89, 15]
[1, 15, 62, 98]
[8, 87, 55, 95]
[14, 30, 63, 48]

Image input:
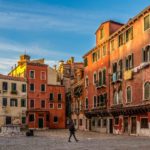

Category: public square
[0, 130, 150, 150]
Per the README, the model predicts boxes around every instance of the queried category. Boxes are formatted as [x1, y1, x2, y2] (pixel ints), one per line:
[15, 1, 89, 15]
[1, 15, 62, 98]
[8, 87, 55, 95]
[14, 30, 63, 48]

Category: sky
[0, 0, 149, 74]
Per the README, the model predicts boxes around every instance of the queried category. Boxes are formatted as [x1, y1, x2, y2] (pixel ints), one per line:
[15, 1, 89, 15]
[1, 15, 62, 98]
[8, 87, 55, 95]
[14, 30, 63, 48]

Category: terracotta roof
[95, 20, 124, 34]
[0, 74, 26, 82]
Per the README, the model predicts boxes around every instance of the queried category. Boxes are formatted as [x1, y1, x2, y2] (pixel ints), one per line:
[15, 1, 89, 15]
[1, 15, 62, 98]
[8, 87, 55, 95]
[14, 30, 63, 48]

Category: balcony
[11, 90, 18, 95]
[111, 71, 123, 83]
[96, 81, 106, 89]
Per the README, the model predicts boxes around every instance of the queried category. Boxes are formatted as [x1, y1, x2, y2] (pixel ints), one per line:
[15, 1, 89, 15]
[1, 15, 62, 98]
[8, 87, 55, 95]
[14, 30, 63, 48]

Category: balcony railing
[111, 71, 123, 83]
[11, 90, 18, 95]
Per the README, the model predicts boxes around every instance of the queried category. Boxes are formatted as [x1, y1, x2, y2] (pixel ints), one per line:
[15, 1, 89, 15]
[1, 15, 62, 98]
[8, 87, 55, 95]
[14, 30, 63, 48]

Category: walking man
[68, 119, 79, 142]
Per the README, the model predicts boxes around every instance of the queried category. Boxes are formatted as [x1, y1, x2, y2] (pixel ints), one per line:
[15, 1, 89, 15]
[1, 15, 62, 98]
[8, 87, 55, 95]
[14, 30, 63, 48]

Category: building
[0, 74, 27, 127]
[83, 21, 123, 133]
[83, 6, 150, 136]
[57, 57, 83, 123]
[8, 55, 66, 129]
[71, 68, 86, 130]
[109, 6, 150, 136]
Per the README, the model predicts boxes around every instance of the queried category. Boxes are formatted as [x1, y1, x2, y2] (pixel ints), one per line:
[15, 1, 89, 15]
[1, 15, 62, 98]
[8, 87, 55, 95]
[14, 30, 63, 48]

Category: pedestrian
[68, 119, 79, 142]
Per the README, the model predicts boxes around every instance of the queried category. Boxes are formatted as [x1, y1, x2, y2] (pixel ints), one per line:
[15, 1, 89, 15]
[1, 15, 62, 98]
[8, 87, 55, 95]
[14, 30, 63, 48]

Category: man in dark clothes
[68, 119, 79, 142]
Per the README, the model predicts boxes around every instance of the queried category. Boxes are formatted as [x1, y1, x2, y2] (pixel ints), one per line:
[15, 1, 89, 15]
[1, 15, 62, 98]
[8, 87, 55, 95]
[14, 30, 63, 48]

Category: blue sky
[0, 0, 149, 74]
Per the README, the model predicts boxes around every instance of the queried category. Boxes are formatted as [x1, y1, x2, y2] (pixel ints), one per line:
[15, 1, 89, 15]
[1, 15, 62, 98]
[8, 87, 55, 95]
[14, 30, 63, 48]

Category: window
[41, 71, 46, 80]
[2, 98, 7, 106]
[30, 100, 34, 108]
[144, 82, 150, 100]
[113, 62, 117, 73]
[97, 49, 100, 59]
[119, 33, 124, 47]
[111, 39, 115, 51]
[93, 73, 97, 84]
[100, 27, 104, 39]
[125, 54, 134, 70]
[30, 84, 34, 92]
[102, 119, 107, 128]
[58, 94, 62, 102]
[29, 114, 34, 122]
[10, 99, 18, 107]
[141, 118, 149, 128]
[92, 52, 97, 63]
[102, 69, 106, 85]
[93, 96, 97, 108]
[58, 103, 62, 109]
[97, 96, 100, 107]
[54, 116, 58, 123]
[50, 93, 54, 101]
[102, 45, 106, 56]
[2, 82, 8, 91]
[100, 94, 107, 107]
[118, 60, 123, 79]
[142, 46, 150, 62]
[126, 27, 133, 42]
[50, 103, 54, 109]
[11, 83, 17, 93]
[85, 76, 89, 87]
[114, 118, 119, 125]
[98, 71, 102, 86]
[22, 117, 26, 124]
[41, 84, 46, 92]
[79, 119, 82, 126]
[114, 91, 118, 105]
[21, 99, 26, 107]
[84, 58, 88, 67]
[22, 84, 26, 92]
[85, 98, 88, 109]
[29, 70, 35, 79]
[144, 14, 150, 31]
[127, 86, 132, 103]
[41, 100, 45, 108]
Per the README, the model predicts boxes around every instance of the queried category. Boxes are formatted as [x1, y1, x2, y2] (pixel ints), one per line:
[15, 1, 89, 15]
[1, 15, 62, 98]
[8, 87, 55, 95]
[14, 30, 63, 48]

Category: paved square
[0, 130, 150, 150]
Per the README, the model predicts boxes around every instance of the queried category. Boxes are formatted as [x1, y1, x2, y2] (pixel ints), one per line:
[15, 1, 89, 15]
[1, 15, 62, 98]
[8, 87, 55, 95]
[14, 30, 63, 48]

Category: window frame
[126, 86, 132, 103]
[29, 70, 35, 79]
[143, 81, 150, 100]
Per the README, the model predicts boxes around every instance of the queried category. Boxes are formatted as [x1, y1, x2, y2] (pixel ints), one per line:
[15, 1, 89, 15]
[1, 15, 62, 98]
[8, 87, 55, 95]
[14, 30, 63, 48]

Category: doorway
[38, 118, 44, 128]
[6, 116, 11, 125]
[124, 117, 128, 134]
[131, 117, 136, 134]
[109, 119, 113, 134]
[89, 119, 91, 131]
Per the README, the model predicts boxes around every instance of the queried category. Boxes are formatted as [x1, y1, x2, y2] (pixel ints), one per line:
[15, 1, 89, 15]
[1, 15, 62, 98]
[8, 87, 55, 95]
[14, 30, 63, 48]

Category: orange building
[83, 6, 150, 136]
[9, 55, 66, 129]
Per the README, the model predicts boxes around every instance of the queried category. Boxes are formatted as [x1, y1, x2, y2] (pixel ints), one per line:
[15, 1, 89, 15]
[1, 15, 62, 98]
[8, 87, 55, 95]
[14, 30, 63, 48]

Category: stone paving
[0, 129, 150, 150]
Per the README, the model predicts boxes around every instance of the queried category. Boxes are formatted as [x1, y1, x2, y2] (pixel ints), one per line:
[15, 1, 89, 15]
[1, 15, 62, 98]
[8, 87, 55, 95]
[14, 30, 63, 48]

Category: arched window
[114, 91, 118, 105]
[144, 82, 150, 100]
[85, 98, 88, 109]
[127, 86, 132, 103]
[118, 90, 123, 104]
[99, 71, 102, 86]
[143, 45, 150, 62]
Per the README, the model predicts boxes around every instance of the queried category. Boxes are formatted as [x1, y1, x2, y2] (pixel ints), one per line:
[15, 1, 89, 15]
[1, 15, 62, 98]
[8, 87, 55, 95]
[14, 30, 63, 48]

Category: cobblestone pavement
[0, 129, 150, 150]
